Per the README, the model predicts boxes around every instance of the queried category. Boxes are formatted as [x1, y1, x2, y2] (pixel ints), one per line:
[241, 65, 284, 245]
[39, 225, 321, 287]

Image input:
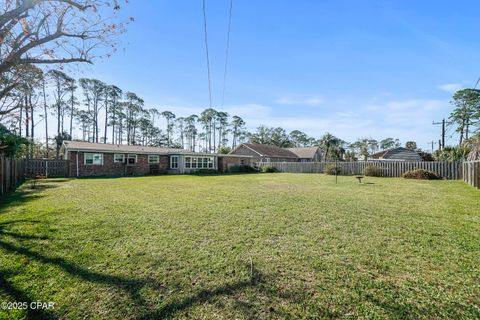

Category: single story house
[229, 143, 299, 163]
[368, 147, 422, 161]
[63, 141, 251, 177]
[285, 147, 322, 162]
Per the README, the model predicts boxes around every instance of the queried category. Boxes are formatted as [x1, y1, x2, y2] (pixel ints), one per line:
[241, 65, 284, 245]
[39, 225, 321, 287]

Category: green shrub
[324, 164, 340, 175]
[263, 166, 279, 173]
[228, 165, 258, 173]
[403, 169, 441, 180]
[364, 165, 384, 177]
[191, 169, 218, 175]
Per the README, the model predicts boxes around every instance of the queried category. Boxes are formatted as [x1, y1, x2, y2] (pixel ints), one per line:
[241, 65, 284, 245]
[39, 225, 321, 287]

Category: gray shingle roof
[285, 147, 320, 159]
[63, 141, 184, 154]
[370, 147, 422, 161]
[241, 143, 298, 158]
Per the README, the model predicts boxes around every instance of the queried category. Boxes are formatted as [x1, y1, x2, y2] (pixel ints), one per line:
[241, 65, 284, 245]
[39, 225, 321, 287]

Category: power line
[202, 0, 213, 108]
[221, 0, 233, 107]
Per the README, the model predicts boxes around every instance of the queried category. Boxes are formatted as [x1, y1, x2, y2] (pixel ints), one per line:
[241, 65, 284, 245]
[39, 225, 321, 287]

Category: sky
[76, 0, 480, 150]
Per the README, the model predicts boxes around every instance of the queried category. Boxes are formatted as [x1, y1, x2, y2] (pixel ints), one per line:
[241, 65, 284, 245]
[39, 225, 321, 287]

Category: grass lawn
[0, 173, 479, 319]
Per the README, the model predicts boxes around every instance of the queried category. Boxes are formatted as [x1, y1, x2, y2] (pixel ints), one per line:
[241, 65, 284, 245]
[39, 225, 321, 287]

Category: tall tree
[380, 137, 401, 150]
[108, 86, 123, 144]
[161, 111, 176, 147]
[79, 78, 106, 143]
[405, 141, 417, 150]
[67, 80, 78, 139]
[230, 115, 245, 149]
[450, 89, 480, 145]
[185, 115, 198, 151]
[0, 0, 127, 112]
[48, 70, 74, 158]
[125, 92, 144, 145]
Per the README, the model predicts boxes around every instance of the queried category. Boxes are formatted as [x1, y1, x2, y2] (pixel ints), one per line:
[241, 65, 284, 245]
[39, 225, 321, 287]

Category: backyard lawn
[0, 173, 479, 319]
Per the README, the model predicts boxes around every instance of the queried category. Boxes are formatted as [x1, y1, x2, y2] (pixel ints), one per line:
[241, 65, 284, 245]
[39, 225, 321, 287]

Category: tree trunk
[43, 81, 49, 158]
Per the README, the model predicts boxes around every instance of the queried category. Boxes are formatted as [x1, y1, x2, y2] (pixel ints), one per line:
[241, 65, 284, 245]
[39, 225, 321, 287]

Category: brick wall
[218, 156, 252, 172]
[67, 151, 169, 177]
[230, 145, 261, 162]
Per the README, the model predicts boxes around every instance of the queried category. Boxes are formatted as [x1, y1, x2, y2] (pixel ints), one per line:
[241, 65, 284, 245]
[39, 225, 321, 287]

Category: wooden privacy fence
[462, 161, 480, 189]
[0, 154, 26, 197]
[258, 161, 463, 180]
[25, 159, 70, 178]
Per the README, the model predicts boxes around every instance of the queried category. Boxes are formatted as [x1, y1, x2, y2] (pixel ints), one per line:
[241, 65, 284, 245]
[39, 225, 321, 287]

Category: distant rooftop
[286, 147, 320, 159]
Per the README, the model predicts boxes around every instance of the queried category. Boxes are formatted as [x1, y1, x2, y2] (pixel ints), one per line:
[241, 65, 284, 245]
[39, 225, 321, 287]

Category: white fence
[257, 161, 463, 180]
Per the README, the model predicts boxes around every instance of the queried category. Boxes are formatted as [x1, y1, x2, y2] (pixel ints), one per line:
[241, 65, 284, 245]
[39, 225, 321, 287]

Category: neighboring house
[369, 147, 422, 161]
[63, 141, 251, 177]
[229, 143, 299, 163]
[285, 147, 322, 162]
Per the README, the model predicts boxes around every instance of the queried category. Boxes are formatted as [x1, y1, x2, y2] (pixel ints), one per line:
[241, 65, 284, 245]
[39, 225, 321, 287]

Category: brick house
[229, 143, 322, 163]
[63, 141, 251, 177]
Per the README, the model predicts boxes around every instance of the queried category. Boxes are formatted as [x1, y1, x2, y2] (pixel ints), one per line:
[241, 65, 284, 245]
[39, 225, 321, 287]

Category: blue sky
[80, 0, 480, 150]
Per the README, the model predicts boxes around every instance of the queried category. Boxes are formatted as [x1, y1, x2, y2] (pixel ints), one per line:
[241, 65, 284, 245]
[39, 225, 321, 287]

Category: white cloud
[275, 97, 324, 106]
[437, 83, 462, 93]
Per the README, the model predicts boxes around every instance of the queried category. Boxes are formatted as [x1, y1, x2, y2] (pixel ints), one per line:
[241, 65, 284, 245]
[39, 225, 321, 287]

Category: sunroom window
[170, 155, 179, 169]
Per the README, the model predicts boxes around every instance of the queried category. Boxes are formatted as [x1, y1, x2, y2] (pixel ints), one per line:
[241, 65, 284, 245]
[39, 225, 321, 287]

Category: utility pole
[433, 118, 449, 149]
[429, 141, 436, 154]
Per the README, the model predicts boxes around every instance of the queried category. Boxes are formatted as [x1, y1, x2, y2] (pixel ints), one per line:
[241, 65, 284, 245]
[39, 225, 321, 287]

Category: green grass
[0, 174, 479, 319]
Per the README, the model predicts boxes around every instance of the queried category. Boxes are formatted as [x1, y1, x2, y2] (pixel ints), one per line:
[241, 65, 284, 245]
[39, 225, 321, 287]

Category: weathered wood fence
[25, 159, 70, 178]
[0, 154, 26, 197]
[258, 161, 463, 180]
[462, 161, 480, 189]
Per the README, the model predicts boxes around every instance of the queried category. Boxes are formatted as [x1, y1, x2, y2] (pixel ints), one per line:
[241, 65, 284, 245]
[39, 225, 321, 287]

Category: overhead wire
[202, 0, 213, 108]
[221, 0, 233, 107]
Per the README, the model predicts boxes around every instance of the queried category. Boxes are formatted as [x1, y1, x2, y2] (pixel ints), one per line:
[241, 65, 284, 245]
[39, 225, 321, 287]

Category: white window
[184, 156, 214, 169]
[148, 155, 160, 164]
[127, 154, 137, 165]
[170, 155, 179, 169]
[264, 157, 271, 163]
[114, 154, 125, 163]
[85, 153, 103, 165]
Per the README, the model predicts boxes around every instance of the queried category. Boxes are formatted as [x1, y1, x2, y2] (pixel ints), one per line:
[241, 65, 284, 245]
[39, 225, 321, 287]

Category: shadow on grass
[0, 179, 69, 212]
[0, 219, 284, 319]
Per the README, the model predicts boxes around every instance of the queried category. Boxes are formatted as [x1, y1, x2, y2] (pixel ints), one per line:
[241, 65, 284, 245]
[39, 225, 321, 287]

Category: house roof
[235, 143, 298, 158]
[63, 141, 184, 155]
[285, 147, 320, 159]
[370, 147, 422, 161]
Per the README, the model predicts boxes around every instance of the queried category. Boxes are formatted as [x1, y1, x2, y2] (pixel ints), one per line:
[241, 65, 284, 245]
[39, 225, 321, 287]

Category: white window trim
[127, 154, 137, 164]
[184, 156, 214, 169]
[148, 155, 160, 164]
[84, 153, 103, 165]
[170, 155, 179, 169]
[114, 154, 125, 163]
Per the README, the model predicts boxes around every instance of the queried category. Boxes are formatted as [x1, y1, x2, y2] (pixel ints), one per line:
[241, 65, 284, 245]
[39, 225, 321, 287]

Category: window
[240, 159, 246, 165]
[264, 157, 271, 163]
[184, 156, 214, 169]
[170, 155, 179, 169]
[85, 153, 103, 165]
[148, 155, 160, 164]
[127, 154, 137, 165]
[114, 154, 125, 163]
